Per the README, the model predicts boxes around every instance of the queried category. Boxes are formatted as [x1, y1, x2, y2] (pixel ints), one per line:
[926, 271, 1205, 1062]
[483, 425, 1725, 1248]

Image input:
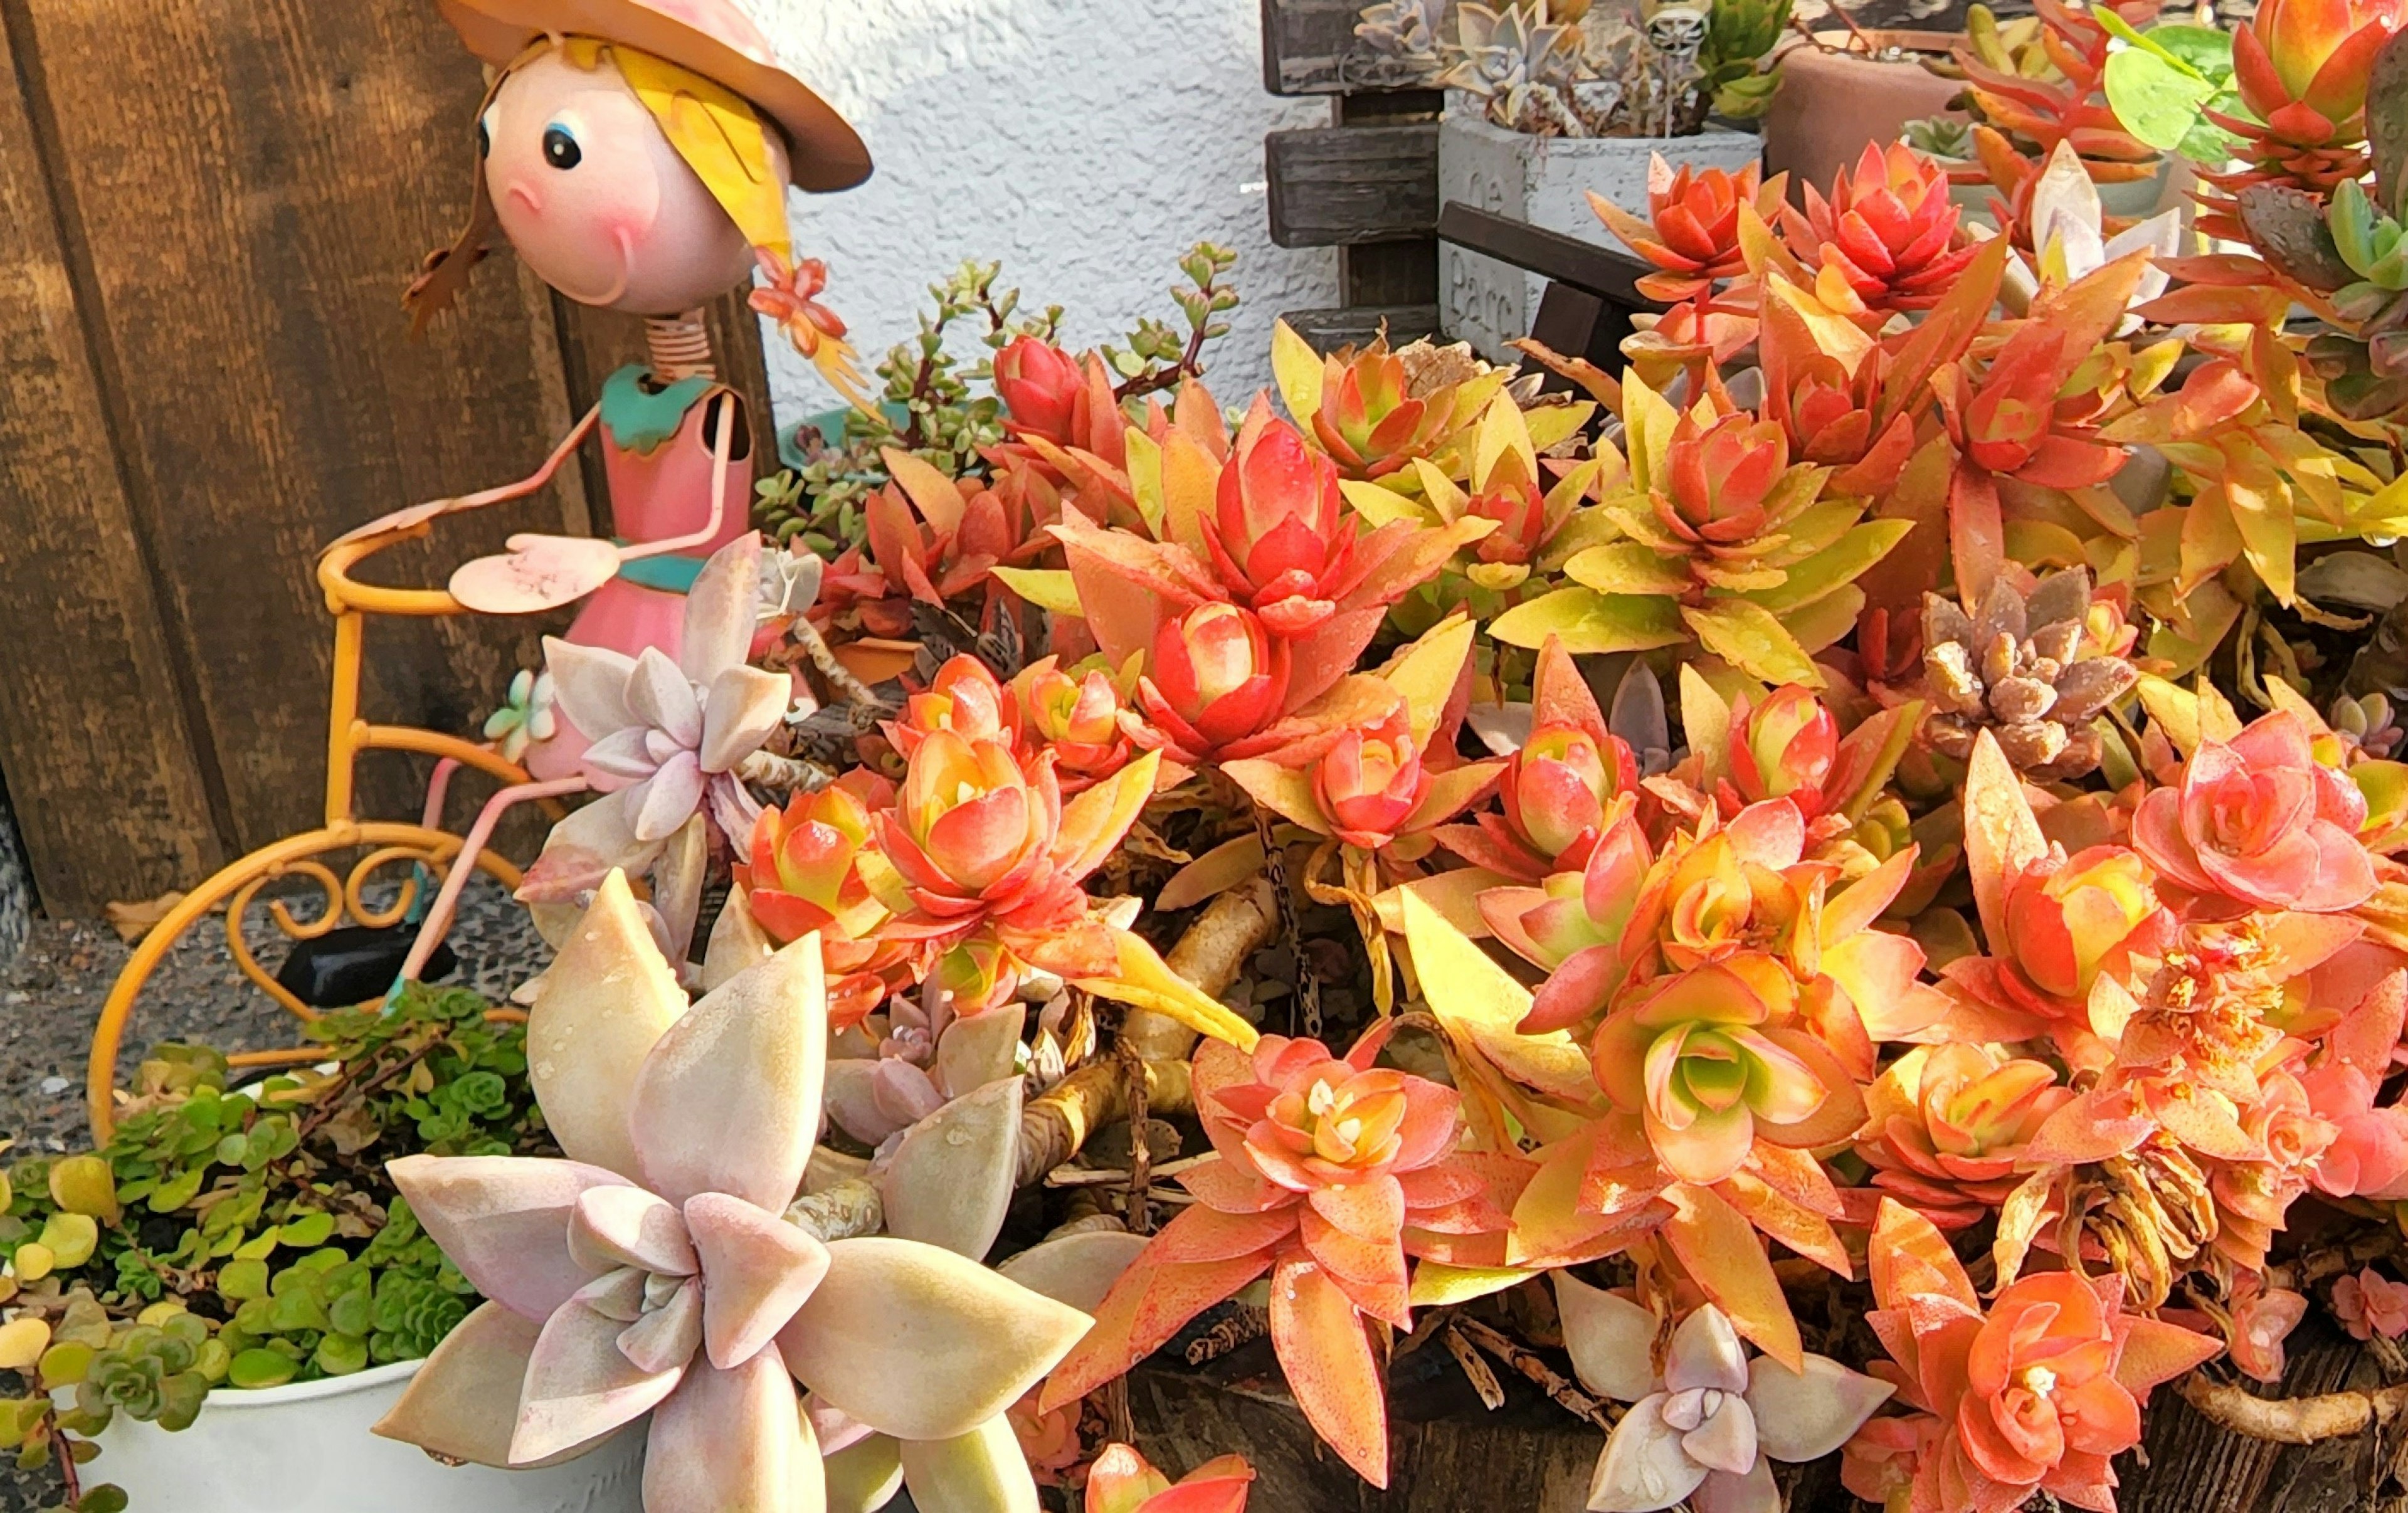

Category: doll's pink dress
[523, 370, 754, 781]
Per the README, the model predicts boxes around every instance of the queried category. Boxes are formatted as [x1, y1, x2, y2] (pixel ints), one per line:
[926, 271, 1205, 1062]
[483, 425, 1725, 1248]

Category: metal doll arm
[327, 406, 601, 554]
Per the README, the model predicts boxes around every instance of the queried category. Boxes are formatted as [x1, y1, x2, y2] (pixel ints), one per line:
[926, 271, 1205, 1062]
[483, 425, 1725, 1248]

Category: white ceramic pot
[69, 1359, 645, 1513]
[1438, 93, 1761, 362]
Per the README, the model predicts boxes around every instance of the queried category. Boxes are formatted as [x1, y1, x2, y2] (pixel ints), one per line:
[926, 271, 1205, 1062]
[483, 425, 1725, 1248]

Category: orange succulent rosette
[1042, 1031, 1523, 1489]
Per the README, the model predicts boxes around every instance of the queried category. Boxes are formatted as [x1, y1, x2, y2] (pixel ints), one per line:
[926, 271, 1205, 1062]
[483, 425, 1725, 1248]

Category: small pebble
[36, 1077, 67, 1095]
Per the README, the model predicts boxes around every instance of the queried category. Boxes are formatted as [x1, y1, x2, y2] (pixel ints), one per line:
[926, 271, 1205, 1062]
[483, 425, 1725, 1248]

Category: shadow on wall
[744, 0, 1343, 418]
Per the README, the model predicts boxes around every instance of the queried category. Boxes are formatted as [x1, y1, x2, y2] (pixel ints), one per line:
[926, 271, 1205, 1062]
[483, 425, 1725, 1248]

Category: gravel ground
[0, 879, 549, 1512]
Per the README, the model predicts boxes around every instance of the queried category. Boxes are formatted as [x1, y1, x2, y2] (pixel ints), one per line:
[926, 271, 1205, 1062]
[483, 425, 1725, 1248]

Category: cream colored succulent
[374, 876, 1091, 1513]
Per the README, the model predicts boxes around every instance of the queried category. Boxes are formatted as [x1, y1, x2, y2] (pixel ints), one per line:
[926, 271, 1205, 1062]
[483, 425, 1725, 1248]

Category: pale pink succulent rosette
[520, 532, 793, 886]
[1554, 1276, 1894, 1513]
[2131, 710, 2378, 915]
[371, 916, 1092, 1512]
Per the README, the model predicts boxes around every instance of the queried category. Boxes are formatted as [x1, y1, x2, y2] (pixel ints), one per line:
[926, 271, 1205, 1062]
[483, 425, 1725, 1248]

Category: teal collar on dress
[600, 364, 714, 455]
[613, 544, 706, 594]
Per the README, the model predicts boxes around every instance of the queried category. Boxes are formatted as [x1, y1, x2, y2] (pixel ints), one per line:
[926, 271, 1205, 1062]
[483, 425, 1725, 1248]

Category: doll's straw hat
[434, 0, 872, 190]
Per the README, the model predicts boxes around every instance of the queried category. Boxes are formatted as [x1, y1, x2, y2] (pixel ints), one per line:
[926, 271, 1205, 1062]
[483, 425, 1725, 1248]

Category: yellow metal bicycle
[86, 515, 565, 1142]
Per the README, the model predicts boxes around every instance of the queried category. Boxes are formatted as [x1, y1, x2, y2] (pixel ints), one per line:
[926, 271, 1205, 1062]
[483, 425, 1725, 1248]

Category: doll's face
[482, 48, 789, 316]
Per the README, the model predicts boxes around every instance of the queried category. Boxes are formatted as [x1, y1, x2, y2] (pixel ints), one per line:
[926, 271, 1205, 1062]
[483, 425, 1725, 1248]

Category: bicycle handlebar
[318, 525, 468, 618]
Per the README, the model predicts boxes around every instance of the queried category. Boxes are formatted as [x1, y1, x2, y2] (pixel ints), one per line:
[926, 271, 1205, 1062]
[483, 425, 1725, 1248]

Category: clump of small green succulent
[755, 259, 1058, 554]
[1699, 0, 1792, 119]
[0, 984, 545, 1512]
[752, 244, 1242, 556]
[1904, 114, 1977, 160]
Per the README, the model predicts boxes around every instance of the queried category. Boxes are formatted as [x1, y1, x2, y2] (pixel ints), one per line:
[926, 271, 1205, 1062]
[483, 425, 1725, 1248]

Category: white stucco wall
[745, 0, 1341, 428]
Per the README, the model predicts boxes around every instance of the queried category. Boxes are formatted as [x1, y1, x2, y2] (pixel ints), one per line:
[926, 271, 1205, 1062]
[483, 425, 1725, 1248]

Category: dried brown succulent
[1922, 569, 2139, 781]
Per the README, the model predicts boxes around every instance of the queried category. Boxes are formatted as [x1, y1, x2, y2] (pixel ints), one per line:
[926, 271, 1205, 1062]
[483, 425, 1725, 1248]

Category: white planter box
[1438, 94, 1761, 363]
[70, 1359, 646, 1513]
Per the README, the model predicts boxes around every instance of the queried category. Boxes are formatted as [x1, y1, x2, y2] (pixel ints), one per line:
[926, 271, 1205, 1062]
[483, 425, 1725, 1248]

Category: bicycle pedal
[277, 925, 458, 1010]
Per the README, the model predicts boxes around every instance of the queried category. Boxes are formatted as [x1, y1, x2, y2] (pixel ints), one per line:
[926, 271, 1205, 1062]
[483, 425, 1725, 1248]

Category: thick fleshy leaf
[1745, 1351, 1894, 1461]
[1075, 929, 1261, 1051]
[626, 647, 705, 748]
[2113, 1314, 2224, 1396]
[618, 1277, 705, 1374]
[1662, 1184, 1800, 1370]
[1053, 752, 1166, 881]
[513, 1298, 687, 1464]
[995, 1230, 1153, 1314]
[679, 532, 764, 688]
[936, 1004, 1027, 1100]
[544, 636, 637, 737]
[1963, 729, 2048, 948]
[1555, 1271, 1660, 1403]
[386, 1154, 632, 1324]
[529, 870, 689, 1176]
[705, 883, 778, 991]
[1665, 1306, 1748, 1394]
[1867, 1198, 1977, 1310]
[1492, 587, 1688, 656]
[372, 1302, 586, 1469]
[1689, 1462, 1778, 1513]
[642, 1349, 819, 1513]
[631, 933, 828, 1211]
[687, 1192, 835, 1371]
[520, 788, 662, 904]
[780, 1236, 1094, 1442]
[1269, 1254, 1390, 1487]
[1042, 1250, 1271, 1414]
[569, 1186, 696, 1277]
[897, 1414, 1041, 1513]
[701, 666, 795, 774]
[1589, 1393, 1709, 1512]
[823, 1432, 906, 1513]
[633, 752, 709, 843]
[879, 1077, 1025, 1260]
[1681, 601, 1820, 687]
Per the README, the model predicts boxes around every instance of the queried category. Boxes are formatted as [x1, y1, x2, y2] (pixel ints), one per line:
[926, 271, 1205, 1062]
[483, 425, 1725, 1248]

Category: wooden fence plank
[0, 4, 226, 912]
[1261, 0, 1366, 95]
[1268, 124, 1440, 248]
[13, 0, 594, 858]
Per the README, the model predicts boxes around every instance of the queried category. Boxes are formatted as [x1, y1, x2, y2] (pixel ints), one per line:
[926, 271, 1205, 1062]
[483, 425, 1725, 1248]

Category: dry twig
[1452, 1316, 1620, 1435]
[1445, 1324, 1509, 1411]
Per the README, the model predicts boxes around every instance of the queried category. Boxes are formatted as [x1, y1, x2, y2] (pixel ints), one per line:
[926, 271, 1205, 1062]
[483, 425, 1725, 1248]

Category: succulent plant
[1556, 1283, 1893, 1513]
[522, 532, 793, 934]
[0, 983, 554, 1512]
[1921, 572, 2140, 780]
[375, 902, 1092, 1513]
[1903, 114, 1977, 160]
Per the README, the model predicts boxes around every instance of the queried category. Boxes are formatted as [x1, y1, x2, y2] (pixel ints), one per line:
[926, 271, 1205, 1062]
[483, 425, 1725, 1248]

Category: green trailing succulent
[0, 984, 546, 1513]
[752, 244, 1240, 556]
[1697, 0, 1792, 120]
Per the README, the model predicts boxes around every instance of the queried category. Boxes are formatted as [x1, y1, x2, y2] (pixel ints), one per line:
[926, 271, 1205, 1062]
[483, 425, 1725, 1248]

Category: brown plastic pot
[1762, 30, 1967, 201]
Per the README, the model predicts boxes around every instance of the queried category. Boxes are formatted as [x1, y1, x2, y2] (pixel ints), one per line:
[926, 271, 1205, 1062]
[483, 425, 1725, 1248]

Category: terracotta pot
[1763, 31, 1965, 200]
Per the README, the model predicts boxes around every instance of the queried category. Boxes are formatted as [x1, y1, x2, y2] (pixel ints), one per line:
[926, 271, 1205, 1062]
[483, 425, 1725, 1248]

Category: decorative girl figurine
[385, 0, 870, 767]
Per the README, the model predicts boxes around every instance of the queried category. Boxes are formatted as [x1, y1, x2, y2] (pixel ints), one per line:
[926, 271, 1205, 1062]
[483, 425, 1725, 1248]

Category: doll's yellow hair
[558, 38, 792, 260]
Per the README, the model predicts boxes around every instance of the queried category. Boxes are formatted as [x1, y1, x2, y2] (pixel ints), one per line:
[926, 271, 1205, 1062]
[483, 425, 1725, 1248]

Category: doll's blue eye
[543, 124, 581, 170]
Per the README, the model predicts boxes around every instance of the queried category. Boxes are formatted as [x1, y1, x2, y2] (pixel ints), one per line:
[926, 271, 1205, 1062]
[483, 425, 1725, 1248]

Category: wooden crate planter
[1438, 97, 1759, 364]
[1259, 0, 1444, 352]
